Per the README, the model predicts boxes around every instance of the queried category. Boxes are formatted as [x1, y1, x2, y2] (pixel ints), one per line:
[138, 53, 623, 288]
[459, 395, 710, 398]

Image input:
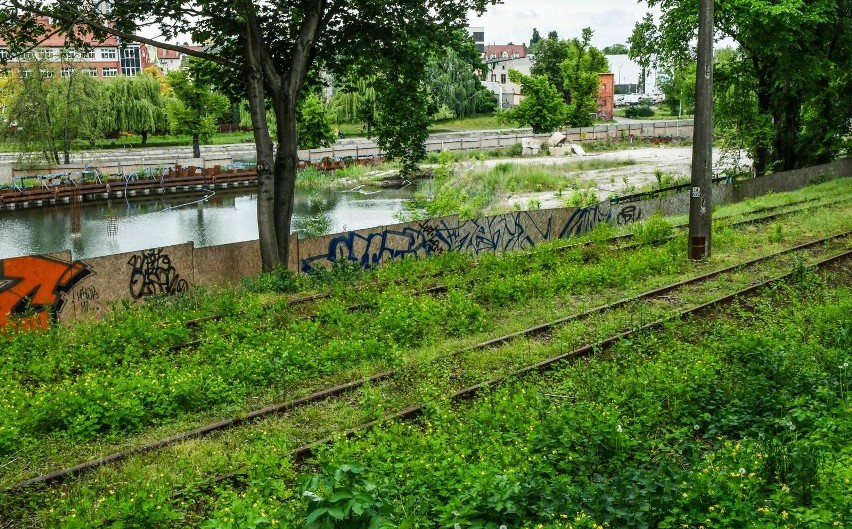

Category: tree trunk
[244, 16, 280, 271]
[273, 94, 299, 264]
[777, 84, 799, 171]
[753, 79, 772, 176]
[192, 134, 201, 158]
[141, 130, 148, 146]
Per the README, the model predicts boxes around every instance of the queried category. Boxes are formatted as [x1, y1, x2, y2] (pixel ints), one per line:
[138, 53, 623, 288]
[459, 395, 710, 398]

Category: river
[0, 185, 415, 259]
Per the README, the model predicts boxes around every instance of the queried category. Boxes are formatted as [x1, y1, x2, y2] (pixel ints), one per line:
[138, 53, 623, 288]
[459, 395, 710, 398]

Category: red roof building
[484, 44, 527, 61]
[0, 17, 142, 79]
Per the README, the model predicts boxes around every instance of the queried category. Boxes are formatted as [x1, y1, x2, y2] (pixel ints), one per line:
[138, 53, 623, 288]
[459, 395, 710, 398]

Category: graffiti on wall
[616, 205, 643, 225]
[300, 226, 434, 273]
[0, 255, 93, 329]
[128, 248, 189, 299]
[435, 212, 553, 255]
[559, 204, 613, 238]
[299, 204, 645, 274]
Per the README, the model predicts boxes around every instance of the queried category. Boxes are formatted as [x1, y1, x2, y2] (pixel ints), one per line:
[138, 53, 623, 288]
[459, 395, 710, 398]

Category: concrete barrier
[1, 156, 846, 328]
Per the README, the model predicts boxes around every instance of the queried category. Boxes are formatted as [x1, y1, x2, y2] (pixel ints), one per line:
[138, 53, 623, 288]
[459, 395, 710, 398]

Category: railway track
[5, 227, 849, 494]
[164, 193, 852, 354]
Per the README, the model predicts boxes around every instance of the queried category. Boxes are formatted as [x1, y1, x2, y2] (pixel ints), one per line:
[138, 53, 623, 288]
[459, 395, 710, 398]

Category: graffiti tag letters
[128, 248, 189, 299]
[0, 255, 92, 329]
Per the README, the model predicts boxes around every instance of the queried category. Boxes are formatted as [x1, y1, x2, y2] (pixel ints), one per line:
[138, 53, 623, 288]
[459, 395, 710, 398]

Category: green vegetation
[0, 179, 850, 527]
[404, 157, 636, 218]
[292, 279, 852, 528]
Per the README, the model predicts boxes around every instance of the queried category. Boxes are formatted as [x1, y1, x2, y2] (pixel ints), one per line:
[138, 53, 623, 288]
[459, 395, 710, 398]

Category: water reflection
[0, 185, 414, 259]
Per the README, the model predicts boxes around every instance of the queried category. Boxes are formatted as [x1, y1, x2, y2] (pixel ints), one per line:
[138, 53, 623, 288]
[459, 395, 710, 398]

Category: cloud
[469, 0, 656, 48]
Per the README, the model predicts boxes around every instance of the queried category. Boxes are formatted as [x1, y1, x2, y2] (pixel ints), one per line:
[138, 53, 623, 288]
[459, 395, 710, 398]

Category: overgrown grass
[0, 178, 850, 527]
[405, 158, 637, 219]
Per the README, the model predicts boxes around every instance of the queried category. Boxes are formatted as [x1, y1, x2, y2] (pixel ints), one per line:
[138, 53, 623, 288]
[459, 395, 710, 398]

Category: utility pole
[689, 0, 714, 260]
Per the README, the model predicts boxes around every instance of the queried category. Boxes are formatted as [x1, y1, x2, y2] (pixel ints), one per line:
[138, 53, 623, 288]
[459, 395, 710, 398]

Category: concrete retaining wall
[1, 157, 847, 329]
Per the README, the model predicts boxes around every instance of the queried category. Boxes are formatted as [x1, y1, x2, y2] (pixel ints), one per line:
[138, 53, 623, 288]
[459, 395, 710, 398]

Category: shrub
[625, 104, 655, 118]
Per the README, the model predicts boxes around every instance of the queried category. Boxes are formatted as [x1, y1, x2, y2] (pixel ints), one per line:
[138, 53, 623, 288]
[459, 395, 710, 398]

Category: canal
[0, 184, 416, 259]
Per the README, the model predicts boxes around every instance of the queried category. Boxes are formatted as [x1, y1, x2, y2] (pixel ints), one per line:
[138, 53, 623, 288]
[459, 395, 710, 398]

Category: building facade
[0, 18, 143, 79]
[481, 44, 531, 108]
[597, 73, 615, 120]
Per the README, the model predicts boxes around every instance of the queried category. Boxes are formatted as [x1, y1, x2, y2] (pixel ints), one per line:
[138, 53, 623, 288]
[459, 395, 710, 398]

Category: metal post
[689, 0, 714, 260]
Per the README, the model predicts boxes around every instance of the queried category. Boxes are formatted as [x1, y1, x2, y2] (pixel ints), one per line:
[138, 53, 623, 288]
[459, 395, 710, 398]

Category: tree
[658, 62, 696, 116]
[602, 43, 629, 55]
[296, 90, 335, 149]
[103, 73, 168, 146]
[643, 0, 851, 174]
[501, 69, 568, 133]
[530, 28, 542, 47]
[561, 30, 609, 127]
[529, 38, 571, 99]
[425, 47, 494, 120]
[547, 31, 559, 41]
[165, 67, 229, 158]
[628, 13, 657, 94]
[3, 59, 103, 165]
[327, 78, 376, 134]
[3, 63, 60, 165]
[2, 0, 495, 271]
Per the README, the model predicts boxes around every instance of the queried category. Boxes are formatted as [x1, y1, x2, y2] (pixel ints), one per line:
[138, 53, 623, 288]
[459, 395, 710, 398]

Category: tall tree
[103, 73, 168, 146]
[3, 58, 103, 165]
[2, 0, 495, 270]
[425, 47, 494, 119]
[529, 37, 571, 99]
[628, 12, 657, 94]
[501, 69, 568, 133]
[295, 89, 335, 149]
[643, 0, 851, 174]
[530, 28, 542, 47]
[165, 67, 229, 158]
[562, 29, 609, 127]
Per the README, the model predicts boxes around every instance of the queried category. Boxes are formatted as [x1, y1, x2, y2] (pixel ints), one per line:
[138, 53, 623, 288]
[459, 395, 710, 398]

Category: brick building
[0, 18, 144, 79]
[597, 72, 615, 120]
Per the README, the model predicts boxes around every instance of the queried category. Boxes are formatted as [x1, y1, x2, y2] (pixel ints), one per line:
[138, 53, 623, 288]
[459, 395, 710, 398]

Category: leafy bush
[624, 104, 655, 118]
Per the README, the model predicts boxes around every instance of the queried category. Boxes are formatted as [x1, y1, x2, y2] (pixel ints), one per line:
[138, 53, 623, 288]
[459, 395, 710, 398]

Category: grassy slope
[0, 178, 850, 527]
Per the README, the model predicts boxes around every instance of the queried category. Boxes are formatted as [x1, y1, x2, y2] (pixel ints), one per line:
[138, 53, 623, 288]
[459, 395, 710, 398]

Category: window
[81, 67, 97, 76]
[120, 46, 141, 76]
[21, 69, 32, 78]
[22, 51, 36, 61]
[100, 48, 117, 59]
[490, 74, 496, 82]
[489, 53, 496, 59]
[102, 67, 117, 77]
[501, 51, 508, 58]
[61, 67, 75, 77]
[40, 68, 54, 78]
[81, 49, 95, 60]
[512, 52, 519, 59]
[38, 49, 55, 61]
[0, 49, 8, 61]
[501, 74, 506, 84]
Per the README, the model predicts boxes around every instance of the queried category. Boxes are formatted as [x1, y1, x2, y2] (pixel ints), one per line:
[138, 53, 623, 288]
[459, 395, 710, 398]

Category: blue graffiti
[300, 205, 644, 274]
[435, 212, 553, 255]
[300, 226, 436, 273]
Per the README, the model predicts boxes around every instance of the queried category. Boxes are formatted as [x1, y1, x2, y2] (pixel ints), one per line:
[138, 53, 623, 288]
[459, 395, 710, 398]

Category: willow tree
[1, 0, 495, 270]
[103, 74, 168, 146]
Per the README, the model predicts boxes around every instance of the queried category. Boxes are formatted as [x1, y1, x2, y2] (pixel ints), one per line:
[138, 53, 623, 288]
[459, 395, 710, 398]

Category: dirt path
[451, 146, 750, 211]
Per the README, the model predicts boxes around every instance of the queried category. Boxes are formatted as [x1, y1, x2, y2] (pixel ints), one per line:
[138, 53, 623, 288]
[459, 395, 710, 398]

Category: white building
[482, 44, 531, 108]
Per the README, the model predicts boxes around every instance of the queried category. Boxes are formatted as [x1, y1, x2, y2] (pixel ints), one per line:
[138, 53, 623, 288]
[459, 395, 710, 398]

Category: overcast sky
[468, 0, 658, 50]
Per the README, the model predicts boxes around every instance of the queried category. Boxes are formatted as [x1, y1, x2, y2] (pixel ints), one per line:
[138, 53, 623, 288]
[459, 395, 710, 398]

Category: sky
[467, 0, 659, 50]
